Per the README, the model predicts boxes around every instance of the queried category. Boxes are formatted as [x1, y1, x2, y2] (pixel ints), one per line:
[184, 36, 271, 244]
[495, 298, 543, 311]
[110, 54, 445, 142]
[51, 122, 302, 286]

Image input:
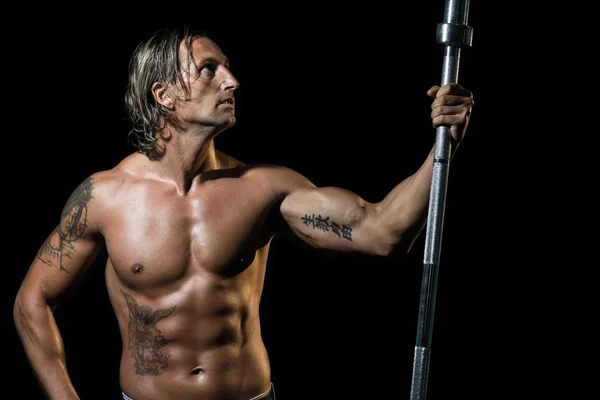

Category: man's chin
[208, 116, 236, 132]
[221, 116, 236, 129]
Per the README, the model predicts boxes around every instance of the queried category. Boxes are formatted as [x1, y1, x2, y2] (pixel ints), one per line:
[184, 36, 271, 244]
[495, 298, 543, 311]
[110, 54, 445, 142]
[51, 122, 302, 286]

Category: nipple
[130, 263, 144, 274]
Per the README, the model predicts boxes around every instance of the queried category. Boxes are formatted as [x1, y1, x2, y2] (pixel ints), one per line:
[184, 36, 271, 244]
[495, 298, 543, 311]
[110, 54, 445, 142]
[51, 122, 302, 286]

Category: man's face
[174, 37, 239, 130]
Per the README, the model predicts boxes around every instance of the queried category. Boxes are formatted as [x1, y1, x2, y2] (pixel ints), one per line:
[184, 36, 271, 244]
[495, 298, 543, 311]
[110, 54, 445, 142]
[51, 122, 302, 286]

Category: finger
[427, 85, 441, 98]
[431, 94, 473, 110]
[431, 107, 470, 128]
[435, 82, 470, 97]
[431, 113, 468, 129]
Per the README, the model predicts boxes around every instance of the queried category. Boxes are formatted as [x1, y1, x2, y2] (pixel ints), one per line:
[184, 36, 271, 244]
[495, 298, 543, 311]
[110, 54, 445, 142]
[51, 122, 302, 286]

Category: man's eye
[200, 64, 216, 77]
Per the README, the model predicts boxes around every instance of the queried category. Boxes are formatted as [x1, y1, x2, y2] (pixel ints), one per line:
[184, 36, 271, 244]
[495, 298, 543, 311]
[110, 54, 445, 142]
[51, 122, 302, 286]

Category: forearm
[376, 140, 461, 254]
[375, 147, 434, 253]
[14, 294, 80, 400]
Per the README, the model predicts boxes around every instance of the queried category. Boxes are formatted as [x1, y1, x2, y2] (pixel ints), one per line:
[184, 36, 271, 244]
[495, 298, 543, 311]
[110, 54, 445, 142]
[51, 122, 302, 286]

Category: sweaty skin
[97, 153, 316, 399]
[13, 34, 473, 400]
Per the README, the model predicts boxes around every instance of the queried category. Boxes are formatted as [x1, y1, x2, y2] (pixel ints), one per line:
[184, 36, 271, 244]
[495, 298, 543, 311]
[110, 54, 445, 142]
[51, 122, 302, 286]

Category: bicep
[21, 225, 104, 306]
[279, 186, 382, 254]
[19, 174, 106, 305]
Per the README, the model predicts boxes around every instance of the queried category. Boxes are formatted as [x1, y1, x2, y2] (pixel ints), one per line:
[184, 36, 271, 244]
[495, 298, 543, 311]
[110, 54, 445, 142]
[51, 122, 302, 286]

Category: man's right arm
[13, 174, 105, 400]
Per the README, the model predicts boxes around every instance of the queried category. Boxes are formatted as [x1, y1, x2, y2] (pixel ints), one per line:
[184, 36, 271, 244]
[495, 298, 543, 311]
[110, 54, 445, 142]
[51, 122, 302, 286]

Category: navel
[130, 262, 144, 274]
[191, 366, 204, 375]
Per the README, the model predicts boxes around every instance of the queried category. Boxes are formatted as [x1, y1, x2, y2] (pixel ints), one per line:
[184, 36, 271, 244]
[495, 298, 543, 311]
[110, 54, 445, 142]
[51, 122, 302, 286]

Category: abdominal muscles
[115, 271, 271, 400]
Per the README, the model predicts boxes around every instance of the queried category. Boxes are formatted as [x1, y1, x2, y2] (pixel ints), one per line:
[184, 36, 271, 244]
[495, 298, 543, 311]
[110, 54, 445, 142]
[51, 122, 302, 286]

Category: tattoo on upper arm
[301, 213, 353, 241]
[36, 176, 95, 273]
[121, 289, 176, 376]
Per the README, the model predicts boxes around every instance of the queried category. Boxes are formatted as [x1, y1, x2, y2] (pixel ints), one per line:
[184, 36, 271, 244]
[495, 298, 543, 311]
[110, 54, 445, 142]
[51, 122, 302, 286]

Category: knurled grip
[410, 346, 431, 400]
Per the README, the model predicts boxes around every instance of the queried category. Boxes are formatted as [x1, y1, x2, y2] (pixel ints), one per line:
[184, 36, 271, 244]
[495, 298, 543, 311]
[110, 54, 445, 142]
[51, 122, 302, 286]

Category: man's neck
[152, 128, 221, 194]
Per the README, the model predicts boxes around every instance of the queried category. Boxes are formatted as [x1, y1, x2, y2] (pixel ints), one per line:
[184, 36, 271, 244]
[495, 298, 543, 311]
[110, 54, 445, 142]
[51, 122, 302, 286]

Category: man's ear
[151, 82, 174, 109]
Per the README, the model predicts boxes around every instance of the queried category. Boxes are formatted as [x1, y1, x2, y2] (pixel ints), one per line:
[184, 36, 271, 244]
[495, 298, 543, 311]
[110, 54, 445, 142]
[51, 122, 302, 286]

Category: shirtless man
[13, 26, 474, 399]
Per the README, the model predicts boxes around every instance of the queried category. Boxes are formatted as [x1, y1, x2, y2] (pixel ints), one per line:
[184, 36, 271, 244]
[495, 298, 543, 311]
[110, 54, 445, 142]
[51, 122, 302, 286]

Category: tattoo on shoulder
[300, 213, 353, 241]
[121, 289, 176, 376]
[36, 176, 95, 273]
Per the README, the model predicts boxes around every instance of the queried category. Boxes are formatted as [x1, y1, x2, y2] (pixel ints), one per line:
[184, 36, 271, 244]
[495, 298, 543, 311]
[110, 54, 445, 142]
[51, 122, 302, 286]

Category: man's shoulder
[82, 159, 136, 207]
[214, 150, 317, 194]
[215, 150, 288, 177]
[88, 152, 147, 187]
[87, 169, 125, 191]
[244, 163, 297, 177]
[243, 164, 316, 194]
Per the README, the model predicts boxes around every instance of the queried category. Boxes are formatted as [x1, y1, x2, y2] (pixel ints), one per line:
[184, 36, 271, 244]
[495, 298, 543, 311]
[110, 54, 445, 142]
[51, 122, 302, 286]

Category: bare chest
[103, 180, 275, 286]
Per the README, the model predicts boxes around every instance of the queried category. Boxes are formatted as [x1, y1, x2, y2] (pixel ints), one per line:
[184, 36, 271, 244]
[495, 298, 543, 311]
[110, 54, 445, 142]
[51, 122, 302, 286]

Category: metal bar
[410, 1, 472, 399]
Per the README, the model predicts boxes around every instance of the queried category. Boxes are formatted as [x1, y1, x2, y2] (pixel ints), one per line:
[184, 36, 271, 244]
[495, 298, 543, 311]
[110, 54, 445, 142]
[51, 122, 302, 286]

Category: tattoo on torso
[36, 176, 94, 272]
[121, 289, 176, 376]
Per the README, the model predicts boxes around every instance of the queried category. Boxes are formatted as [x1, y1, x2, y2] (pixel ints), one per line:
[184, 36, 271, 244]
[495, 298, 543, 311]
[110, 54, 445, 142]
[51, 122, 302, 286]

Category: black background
[5, 2, 587, 399]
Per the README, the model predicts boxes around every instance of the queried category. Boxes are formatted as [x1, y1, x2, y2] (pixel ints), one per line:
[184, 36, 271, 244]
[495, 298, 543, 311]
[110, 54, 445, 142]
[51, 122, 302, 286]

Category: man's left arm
[279, 83, 473, 258]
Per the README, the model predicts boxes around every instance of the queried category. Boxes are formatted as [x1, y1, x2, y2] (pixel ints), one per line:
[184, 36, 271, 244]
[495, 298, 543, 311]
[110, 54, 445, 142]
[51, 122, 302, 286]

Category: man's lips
[218, 98, 235, 106]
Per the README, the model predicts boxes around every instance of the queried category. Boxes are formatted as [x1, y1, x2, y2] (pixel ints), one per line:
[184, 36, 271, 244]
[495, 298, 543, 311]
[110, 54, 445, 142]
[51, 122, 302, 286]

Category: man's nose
[222, 70, 239, 91]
